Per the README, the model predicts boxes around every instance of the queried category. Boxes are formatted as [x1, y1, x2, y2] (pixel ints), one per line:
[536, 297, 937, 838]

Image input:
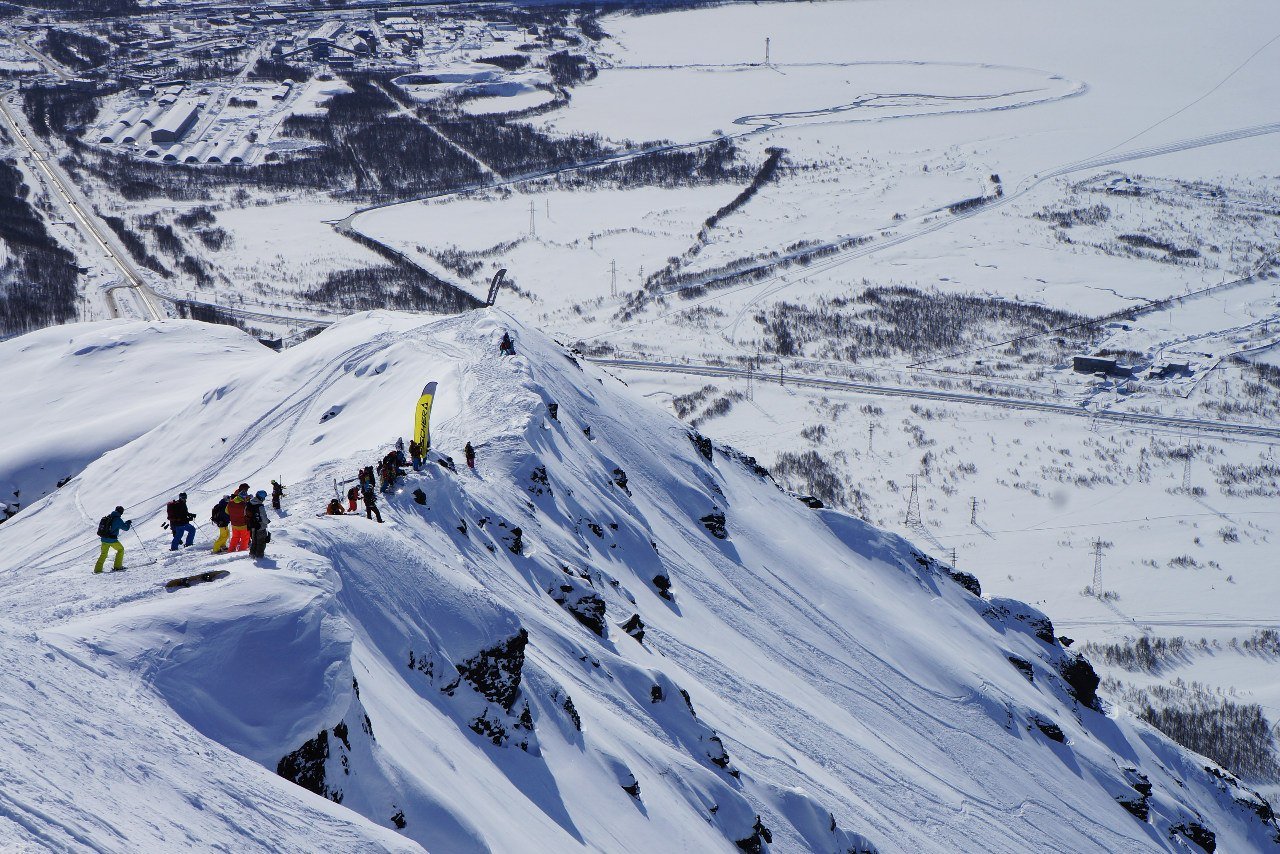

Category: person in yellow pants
[210, 495, 231, 553]
[93, 506, 132, 573]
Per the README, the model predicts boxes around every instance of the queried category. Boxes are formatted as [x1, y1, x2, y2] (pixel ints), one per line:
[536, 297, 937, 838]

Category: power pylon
[904, 475, 921, 526]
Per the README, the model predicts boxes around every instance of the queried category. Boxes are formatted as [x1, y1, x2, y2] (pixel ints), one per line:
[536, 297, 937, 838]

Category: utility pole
[904, 475, 921, 526]
[1182, 447, 1193, 492]
[529, 199, 536, 239]
[949, 547, 957, 568]
[610, 259, 617, 298]
[745, 357, 754, 401]
[970, 497, 978, 526]
[867, 423, 875, 454]
[778, 362, 784, 387]
[764, 36, 770, 66]
[1091, 539, 1105, 595]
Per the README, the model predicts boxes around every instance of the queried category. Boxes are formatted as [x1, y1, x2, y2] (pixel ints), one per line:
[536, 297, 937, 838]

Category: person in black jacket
[211, 495, 231, 553]
[248, 491, 271, 558]
[270, 480, 285, 511]
[362, 483, 383, 523]
[167, 492, 196, 551]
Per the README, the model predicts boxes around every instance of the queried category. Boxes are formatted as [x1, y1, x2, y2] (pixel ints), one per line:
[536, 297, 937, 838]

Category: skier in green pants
[94, 506, 133, 573]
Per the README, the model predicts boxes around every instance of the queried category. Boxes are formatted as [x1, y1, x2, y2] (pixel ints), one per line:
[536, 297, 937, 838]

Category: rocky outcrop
[735, 815, 773, 853]
[1032, 716, 1065, 743]
[701, 510, 727, 540]
[1057, 654, 1101, 710]
[688, 430, 714, 462]
[1170, 821, 1216, 852]
[455, 630, 528, 711]
[946, 568, 982, 597]
[277, 729, 337, 802]
[549, 580, 606, 637]
[652, 574, 674, 601]
[1007, 655, 1034, 682]
[611, 467, 630, 495]
[620, 613, 645, 643]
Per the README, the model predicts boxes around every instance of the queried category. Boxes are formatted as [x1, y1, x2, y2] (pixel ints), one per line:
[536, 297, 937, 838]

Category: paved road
[0, 60, 164, 322]
[590, 357, 1280, 442]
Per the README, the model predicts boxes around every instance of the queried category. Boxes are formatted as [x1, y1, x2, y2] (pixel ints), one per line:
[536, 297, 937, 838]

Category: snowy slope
[1, 310, 1277, 853]
[0, 320, 272, 516]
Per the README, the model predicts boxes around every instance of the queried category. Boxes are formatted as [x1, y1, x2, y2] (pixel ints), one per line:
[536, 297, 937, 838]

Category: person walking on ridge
[464, 442, 476, 470]
[362, 482, 383, 523]
[499, 331, 515, 356]
[166, 492, 196, 551]
[346, 484, 360, 513]
[93, 506, 132, 573]
[408, 439, 423, 471]
[270, 480, 285, 511]
[211, 495, 231, 553]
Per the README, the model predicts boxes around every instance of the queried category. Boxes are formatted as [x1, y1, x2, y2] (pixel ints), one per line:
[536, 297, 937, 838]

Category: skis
[164, 569, 230, 590]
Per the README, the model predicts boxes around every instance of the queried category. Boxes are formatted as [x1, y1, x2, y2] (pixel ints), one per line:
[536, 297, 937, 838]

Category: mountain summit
[0, 310, 1275, 852]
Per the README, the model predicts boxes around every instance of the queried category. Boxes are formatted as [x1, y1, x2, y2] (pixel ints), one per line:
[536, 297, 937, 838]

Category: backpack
[97, 515, 115, 539]
[212, 499, 230, 527]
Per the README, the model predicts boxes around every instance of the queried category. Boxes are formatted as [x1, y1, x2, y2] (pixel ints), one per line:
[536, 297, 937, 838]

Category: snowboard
[164, 569, 230, 590]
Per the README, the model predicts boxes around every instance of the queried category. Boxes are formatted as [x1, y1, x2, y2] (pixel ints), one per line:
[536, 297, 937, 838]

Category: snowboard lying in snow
[164, 570, 230, 590]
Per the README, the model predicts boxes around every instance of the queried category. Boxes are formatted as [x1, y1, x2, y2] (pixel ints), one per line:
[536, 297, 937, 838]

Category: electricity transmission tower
[528, 200, 536, 238]
[610, 259, 617, 298]
[1091, 539, 1105, 595]
[904, 475, 921, 526]
[970, 497, 978, 526]
[1182, 448, 1193, 492]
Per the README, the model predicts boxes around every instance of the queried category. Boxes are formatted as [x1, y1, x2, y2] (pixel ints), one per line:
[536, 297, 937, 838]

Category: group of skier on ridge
[95, 443, 482, 573]
[91, 328, 513, 575]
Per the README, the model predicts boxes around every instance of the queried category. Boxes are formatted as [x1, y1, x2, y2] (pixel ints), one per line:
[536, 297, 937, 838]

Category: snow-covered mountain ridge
[0, 310, 1276, 852]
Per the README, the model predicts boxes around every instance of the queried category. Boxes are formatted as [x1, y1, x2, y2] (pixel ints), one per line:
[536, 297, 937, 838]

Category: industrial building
[149, 101, 200, 144]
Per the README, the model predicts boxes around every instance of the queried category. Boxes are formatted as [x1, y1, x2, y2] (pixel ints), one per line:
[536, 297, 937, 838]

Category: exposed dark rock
[562, 693, 581, 731]
[798, 494, 824, 508]
[1117, 796, 1149, 822]
[390, 809, 406, 829]
[735, 816, 773, 853]
[362, 714, 374, 739]
[1007, 655, 1034, 682]
[1033, 717, 1064, 743]
[457, 519, 468, 535]
[506, 527, 524, 555]
[1059, 635, 1075, 647]
[652, 574, 674, 600]
[679, 688, 697, 717]
[1058, 654, 1101, 710]
[277, 729, 341, 803]
[1170, 822, 1216, 852]
[549, 583, 606, 636]
[721, 445, 770, 479]
[621, 613, 645, 643]
[586, 521, 604, 538]
[352, 677, 360, 699]
[650, 684, 664, 703]
[689, 430, 714, 462]
[528, 465, 551, 496]
[408, 648, 436, 679]
[611, 467, 630, 494]
[412, 488, 426, 505]
[706, 734, 730, 767]
[583, 425, 593, 439]
[456, 629, 528, 711]
[701, 510, 728, 539]
[947, 569, 982, 597]
[333, 721, 351, 751]
[437, 455, 457, 472]
[622, 774, 641, 798]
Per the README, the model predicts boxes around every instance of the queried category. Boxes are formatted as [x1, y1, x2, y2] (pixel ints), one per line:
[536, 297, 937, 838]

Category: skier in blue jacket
[94, 506, 133, 573]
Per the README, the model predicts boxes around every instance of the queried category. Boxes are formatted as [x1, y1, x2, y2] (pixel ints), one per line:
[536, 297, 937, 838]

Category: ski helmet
[255, 490, 268, 500]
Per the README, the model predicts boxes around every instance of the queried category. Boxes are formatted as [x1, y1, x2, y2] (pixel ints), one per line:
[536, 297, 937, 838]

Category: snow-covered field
[2, 311, 1278, 851]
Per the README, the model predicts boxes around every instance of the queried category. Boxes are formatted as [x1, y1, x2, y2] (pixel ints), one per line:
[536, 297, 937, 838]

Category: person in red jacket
[226, 483, 251, 552]
[346, 484, 360, 512]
